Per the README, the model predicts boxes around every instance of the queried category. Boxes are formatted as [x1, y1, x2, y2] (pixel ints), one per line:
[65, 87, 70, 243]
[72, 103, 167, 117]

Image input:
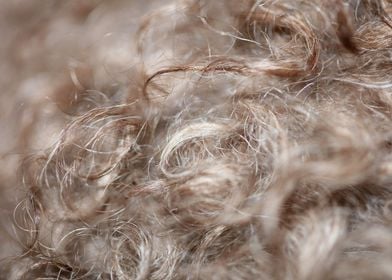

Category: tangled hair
[1, 0, 392, 279]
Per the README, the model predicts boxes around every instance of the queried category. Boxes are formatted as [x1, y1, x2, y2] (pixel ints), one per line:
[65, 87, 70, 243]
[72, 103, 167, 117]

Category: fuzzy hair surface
[1, 0, 392, 279]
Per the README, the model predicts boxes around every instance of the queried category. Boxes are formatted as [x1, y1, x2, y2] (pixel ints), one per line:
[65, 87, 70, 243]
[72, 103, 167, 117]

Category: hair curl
[1, 0, 392, 279]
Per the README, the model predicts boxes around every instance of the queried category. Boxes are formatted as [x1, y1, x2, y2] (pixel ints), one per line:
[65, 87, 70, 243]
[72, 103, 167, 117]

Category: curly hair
[1, 0, 392, 279]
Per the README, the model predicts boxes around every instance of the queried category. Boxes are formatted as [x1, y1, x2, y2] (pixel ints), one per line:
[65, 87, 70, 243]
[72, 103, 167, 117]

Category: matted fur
[1, 0, 392, 279]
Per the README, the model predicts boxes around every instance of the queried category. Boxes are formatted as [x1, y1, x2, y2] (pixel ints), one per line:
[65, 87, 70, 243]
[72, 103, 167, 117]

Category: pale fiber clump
[1, 0, 392, 279]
